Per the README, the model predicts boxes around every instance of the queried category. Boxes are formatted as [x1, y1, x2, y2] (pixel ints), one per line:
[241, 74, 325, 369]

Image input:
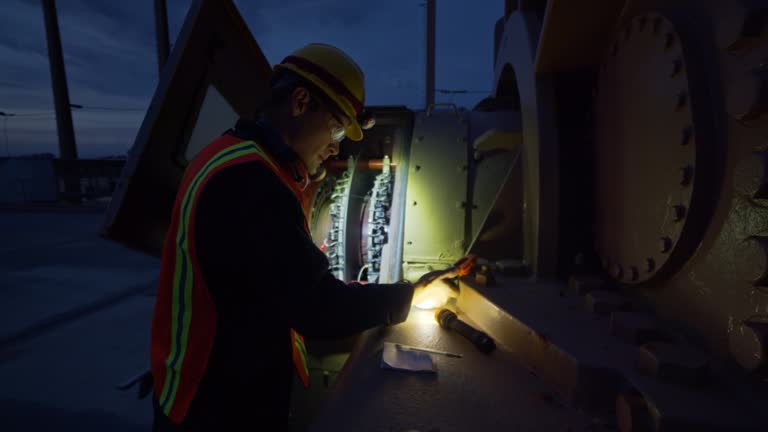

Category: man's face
[288, 87, 350, 175]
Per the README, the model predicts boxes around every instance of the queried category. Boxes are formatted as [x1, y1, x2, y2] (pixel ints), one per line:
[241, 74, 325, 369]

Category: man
[150, 43, 456, 431]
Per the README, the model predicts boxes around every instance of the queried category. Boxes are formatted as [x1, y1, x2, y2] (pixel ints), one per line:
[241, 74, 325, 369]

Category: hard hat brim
[346, 121, 363, 142]
[274, 63, 365, 142]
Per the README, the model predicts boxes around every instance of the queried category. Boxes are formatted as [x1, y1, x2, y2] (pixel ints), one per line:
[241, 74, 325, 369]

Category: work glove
[411, 268, 460, 310]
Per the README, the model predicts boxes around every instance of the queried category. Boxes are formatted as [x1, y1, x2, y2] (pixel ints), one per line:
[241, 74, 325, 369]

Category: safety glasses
[313, 93, 377, 142]
[313, 93, 348, 142]
[330, 122, 346, 142]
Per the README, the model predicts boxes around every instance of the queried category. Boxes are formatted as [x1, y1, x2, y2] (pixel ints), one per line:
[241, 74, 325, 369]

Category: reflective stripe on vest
[291, 329, 310, 387]
[156, 139, 311, 421]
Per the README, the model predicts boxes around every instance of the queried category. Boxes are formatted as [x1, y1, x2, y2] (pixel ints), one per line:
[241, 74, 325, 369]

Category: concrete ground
[0, 205, 605, 431]
[0, 205, 159, 431]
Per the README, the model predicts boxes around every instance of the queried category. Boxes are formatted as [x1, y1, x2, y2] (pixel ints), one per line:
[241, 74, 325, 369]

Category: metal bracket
[473, 129, 523, 161]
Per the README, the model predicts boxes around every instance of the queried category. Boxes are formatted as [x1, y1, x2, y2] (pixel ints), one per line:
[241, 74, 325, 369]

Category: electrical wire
[11, 112, 56, 117]
[13, 115, 57, 119]
[78, 106, 145, 111]
[357, 264, 369, 282]
[4, 105, 146, 116]
[435, 88, 490, 94]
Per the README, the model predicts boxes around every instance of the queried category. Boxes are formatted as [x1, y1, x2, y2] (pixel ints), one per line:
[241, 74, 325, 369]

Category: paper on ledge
[380, 342, 436, 373]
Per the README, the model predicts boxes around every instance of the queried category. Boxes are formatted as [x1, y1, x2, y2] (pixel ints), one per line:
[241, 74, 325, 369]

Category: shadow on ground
[0, 398, 148, 432]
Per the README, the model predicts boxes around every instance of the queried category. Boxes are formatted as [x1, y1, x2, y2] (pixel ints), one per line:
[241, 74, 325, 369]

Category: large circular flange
[594, 13, 718, 285]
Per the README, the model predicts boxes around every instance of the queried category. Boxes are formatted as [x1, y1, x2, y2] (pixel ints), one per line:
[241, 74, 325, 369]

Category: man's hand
[411, 268, 460, 310]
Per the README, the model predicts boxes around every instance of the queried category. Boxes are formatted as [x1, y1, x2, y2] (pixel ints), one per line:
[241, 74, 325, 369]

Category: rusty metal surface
[635, 341, 710, 385]
[458, 276, 635, 412]
[456, 274, 768, 430]
[594, 12, 721, 285]
[494, 10, 559, 275]
[308, 309, 595, 432]
[716, 0, 768, 125]
[729, 317, 768, 372]
[586, 0, 768, 371]
[586, 290, 631, 316]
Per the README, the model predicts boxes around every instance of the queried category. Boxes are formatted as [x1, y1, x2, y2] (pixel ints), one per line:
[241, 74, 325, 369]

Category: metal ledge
[457, 276, 633, 412]
[308, 307, 594, 431]
[456, 275, 768, 430]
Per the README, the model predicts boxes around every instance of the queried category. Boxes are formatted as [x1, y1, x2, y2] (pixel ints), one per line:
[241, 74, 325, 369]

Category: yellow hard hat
[274, 43, 366, 141]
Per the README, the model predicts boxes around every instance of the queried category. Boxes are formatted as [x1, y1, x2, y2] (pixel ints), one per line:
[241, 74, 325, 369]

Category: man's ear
[290, 87, 311, 117]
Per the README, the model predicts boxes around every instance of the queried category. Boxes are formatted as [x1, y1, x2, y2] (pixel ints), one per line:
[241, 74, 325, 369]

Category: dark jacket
[152, 118, 414, 431]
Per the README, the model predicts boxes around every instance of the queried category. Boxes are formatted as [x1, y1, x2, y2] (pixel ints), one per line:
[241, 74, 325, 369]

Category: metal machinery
[459, 0, 768, 430]
[302, 105, 522, 286]
[102, 0, 768, 430]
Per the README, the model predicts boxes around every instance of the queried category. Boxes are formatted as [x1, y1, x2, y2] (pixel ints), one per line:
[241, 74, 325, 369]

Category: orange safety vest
[150, 134, 311, 423]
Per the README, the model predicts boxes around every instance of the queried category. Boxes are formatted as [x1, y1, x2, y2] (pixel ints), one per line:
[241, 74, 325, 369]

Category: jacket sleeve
[195, 162, 414, 339]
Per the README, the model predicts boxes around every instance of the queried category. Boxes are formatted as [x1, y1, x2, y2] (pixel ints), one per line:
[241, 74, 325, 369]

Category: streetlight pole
[155, 0, 170, 75]
[42, 0, 81, 202]
[41, 0, 78, 161]
[426, 0, 436, 108]
[0, 112, 14, 157]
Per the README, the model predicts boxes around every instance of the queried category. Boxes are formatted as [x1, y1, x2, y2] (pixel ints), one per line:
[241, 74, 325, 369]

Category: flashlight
[435, 308, 496, 354]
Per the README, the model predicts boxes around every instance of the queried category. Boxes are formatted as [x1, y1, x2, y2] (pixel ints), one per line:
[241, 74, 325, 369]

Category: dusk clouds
[0, 0, 500, 157]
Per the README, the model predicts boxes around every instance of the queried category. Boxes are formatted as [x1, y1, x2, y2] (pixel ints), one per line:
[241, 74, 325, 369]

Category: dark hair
[264, 69, 346, 121]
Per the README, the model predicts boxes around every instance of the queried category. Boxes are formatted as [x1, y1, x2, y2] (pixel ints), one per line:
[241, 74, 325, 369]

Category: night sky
[0, 0, 501, 158]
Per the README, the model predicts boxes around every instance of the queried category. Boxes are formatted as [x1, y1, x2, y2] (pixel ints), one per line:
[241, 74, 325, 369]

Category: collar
[225, 117, 310, 190]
